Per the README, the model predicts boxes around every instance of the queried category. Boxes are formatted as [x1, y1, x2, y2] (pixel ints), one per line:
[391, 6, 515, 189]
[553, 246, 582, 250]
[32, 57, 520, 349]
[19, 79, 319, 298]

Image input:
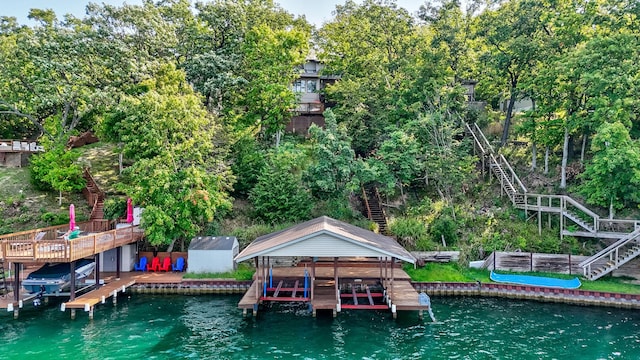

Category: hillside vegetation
[1, 0, 639, 264]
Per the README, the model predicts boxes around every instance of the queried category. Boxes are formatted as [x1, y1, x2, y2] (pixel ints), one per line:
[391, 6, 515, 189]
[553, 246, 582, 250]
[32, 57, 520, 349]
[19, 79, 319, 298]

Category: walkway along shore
[129, 279, 640, 310]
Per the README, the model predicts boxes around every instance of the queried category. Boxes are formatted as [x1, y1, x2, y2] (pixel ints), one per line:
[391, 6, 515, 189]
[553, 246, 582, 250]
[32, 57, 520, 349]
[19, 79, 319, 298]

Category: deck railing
[0, 221, 141, 263]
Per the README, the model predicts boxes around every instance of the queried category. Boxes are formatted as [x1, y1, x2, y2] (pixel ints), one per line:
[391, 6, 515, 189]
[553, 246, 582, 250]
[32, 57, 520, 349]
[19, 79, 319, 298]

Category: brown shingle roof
[235, 216, 415, 263]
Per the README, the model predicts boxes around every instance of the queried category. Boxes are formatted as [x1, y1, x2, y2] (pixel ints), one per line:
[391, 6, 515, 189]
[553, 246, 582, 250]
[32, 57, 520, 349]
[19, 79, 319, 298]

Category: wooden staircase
[465, 122, 640, 280]
[362, 185, 389, 235]
[82, 169, 105, 220]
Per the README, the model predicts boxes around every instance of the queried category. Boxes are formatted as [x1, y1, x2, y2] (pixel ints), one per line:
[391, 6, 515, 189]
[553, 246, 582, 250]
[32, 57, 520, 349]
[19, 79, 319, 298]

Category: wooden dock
[62, 276, 135, 319]
[238, 265, 429, 319]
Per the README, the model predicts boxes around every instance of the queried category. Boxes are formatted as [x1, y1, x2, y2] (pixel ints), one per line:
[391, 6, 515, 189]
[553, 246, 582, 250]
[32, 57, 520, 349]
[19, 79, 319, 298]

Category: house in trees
[286, 57, 339, 135]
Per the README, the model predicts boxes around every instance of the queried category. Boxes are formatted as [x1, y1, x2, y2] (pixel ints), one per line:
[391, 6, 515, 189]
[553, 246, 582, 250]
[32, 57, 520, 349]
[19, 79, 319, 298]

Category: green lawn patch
[406, 263, 640, 294]
[182, 263, 255, 281]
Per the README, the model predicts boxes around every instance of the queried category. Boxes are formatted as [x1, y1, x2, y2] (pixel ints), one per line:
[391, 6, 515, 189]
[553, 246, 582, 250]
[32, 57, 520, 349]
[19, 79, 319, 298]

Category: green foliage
[312, 197, 360, 222]
[305, 109, 358, 198]
[231, 134, 267, 196]
[578, 122, 640, 217]
[389, 217, 434, 250]
[249, 165, 313, 224]
[103, 197, 127, 221]
[429, 212, 458, 246]
[183, 263, 255, 281]
[102, 65, 233, 246]
[29, 145, 85, 198]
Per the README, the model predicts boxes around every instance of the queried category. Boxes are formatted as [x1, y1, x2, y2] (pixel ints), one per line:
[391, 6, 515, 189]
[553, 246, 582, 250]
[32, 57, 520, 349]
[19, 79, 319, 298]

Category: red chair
[147, 257, 161, 271]
[158, 257, 172, 272]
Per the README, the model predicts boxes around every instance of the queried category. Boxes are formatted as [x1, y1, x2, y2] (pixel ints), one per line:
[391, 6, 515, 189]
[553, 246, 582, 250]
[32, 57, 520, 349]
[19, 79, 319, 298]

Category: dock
[237, 264, 431, 319]
[62, 277, 135, 319]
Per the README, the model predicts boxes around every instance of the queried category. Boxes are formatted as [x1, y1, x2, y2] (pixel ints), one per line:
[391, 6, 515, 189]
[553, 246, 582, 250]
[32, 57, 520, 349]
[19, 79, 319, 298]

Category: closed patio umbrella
[126, 198, 133, 223]
[69, 204, 76, 231]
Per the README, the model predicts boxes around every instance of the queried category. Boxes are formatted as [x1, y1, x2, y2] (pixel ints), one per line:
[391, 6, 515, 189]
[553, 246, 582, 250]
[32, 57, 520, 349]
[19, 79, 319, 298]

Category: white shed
[188, 236, 239, 273]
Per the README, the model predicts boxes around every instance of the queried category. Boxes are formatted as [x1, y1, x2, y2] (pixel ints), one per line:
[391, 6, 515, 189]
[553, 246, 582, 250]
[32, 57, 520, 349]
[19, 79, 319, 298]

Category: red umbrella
[126, 198, 134, 223]
[69, 204, 76, 231]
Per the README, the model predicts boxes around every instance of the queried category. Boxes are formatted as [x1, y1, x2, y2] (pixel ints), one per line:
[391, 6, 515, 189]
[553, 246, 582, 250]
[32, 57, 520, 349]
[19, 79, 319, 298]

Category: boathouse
[235, 216, 431, 318]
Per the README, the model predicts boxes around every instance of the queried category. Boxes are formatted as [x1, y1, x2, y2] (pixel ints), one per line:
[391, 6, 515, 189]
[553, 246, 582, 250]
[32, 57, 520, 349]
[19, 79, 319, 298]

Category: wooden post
[254, 258, 259, 300]
[537, 196, 542, 235]
[379, 257, 383, 282]
[568, 253, 572, 275]
[560, 198, 564, 242]
[95, 253, 100, 290]
[390, 257, 395, 287]
[116, 246, 121, 280]
[13, 262, 20, 303]
[334, 257, 339, 303]
[530, 252, 533, 272]
[69, 260, 76, 301]
[311, 258, 315, 301]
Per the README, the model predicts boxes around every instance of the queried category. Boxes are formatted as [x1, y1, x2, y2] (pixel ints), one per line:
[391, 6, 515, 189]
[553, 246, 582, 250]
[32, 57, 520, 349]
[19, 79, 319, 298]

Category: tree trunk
[58, 189, 63, 206]
[275, 130, 281, 147]
[580, 132, 587, 164]
[544, 146, 549, 175]
[609, 198, 614, 219]
[560, 126, 569, 189]
[501, 94, 517, 147]
[531, 142, 537, 170]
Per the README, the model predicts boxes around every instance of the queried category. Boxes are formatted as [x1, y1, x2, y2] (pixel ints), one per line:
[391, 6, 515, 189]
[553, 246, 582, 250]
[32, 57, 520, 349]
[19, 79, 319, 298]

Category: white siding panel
[188, 250, 234, 273]
[264, 234, 384, 257]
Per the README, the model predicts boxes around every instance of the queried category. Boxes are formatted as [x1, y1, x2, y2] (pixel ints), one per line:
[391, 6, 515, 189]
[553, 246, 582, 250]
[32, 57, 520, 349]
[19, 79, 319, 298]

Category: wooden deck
[0, 221, 144, 263]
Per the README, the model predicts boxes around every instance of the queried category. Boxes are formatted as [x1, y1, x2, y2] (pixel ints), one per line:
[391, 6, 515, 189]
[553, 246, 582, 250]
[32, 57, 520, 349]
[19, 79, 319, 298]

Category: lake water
[0, 294, 638, 359]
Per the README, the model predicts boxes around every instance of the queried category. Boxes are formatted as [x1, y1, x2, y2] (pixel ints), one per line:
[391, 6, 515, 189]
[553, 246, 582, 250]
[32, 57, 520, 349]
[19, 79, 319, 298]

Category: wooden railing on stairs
[82, 169, 105, 220]
[465, 122, 640, 280]
[361, 185, 389, 235]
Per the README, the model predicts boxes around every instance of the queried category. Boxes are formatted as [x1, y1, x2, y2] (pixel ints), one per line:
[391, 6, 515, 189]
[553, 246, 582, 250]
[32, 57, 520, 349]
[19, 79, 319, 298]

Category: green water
[0, 295, 638, 359]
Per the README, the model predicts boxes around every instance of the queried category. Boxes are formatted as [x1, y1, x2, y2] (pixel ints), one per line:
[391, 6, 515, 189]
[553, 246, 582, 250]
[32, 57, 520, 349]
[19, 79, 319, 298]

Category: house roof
[234, 216, 415, 263]
[189, 236, 237, 251]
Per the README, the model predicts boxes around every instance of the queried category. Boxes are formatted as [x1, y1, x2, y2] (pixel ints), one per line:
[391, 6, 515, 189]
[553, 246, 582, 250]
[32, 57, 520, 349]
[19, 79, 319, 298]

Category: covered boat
[23, 259, 96, 294]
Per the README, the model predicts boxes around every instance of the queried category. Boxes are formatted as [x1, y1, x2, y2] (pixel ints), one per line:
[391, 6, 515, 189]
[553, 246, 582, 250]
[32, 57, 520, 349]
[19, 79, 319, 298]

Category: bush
[249, 167, 313, 224]
[429, 213, 458, 246]
[389, 216, 435, 250]
[313, 196, 360, 221]
[103, 197, 127, 220]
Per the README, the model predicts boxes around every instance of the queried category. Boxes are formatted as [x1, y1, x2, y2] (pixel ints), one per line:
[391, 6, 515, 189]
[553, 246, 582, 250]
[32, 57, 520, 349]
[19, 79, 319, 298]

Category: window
[307, 80, 317, 93]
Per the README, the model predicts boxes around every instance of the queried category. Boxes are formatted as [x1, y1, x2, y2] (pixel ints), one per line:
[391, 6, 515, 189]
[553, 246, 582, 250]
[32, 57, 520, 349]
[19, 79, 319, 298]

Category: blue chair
[172, 257, 185, 272]
[133, 256, 148, 271]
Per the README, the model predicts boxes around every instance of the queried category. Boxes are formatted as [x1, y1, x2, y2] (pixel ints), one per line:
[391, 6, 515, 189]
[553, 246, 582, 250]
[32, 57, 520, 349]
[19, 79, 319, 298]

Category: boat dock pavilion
[235, 216, 431, 319]
[0, 220, 144, 318]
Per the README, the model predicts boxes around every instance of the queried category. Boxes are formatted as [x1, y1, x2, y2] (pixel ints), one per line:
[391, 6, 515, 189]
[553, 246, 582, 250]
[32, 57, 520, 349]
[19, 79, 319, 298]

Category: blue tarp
[490, 271, 581, 289]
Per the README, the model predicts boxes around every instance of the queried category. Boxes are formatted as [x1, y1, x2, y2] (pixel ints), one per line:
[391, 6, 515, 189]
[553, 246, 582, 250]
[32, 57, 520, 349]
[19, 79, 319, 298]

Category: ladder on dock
[466, 122, 640, 280]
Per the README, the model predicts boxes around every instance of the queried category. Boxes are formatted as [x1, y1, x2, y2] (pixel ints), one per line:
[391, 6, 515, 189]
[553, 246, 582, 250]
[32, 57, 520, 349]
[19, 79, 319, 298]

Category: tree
[578, 122, 640, 219]
[99, 65, 233, 246]
[249, 143, 313, 223]
[29, 144, 85, 205]
[304, 109, 358, 198]
[474, 0, 546, 146]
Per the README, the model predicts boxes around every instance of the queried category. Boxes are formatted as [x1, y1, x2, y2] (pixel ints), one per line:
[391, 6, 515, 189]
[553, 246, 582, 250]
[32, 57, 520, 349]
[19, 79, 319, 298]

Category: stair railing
[578, 228, 640, 278]
[361, 186, 372, 220]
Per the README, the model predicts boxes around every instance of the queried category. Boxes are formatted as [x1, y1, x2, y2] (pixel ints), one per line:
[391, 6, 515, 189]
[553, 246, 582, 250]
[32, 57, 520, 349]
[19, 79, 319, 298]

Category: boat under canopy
[23, 259, 96, 294]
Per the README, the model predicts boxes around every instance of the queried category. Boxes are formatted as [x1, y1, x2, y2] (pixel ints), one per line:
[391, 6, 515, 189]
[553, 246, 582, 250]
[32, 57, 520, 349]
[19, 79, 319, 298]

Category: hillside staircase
[362, 185, 389, 235]
[82, 169, 105, 220]
[465, 122, 640, 280]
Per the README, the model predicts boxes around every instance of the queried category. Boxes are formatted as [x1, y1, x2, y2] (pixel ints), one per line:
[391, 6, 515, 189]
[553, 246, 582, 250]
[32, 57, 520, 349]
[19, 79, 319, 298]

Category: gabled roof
[189, 236, 238, 251]
[234, 216, 415, 263]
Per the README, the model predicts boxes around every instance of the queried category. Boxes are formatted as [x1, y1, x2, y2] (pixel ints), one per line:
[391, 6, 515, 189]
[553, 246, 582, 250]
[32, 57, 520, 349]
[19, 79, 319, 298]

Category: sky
[2, 0, 425, 27]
